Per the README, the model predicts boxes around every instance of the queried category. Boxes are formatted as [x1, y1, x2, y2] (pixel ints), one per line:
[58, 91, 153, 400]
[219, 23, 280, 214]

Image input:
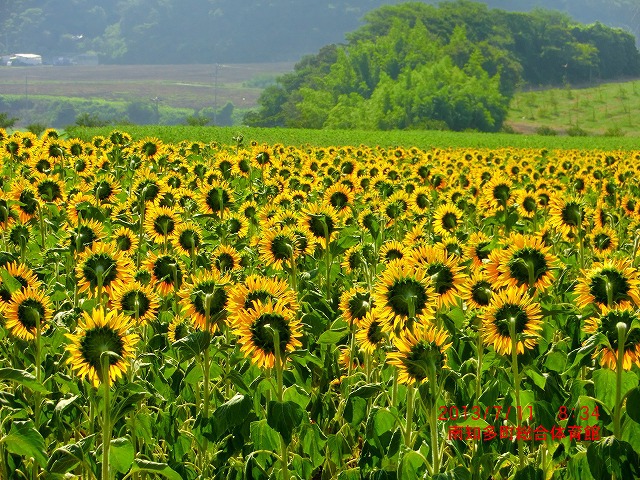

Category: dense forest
[0, 0, 638, 64]
[244, 1, 640, 132]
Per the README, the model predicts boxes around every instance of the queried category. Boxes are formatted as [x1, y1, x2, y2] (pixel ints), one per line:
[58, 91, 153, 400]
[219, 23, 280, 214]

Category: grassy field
[507, 79, 640, 136]
[66, 124, 640, 150]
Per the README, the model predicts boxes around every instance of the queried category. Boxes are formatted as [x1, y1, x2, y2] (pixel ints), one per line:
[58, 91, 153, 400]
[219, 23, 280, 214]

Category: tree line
[244, 1, 640, 132]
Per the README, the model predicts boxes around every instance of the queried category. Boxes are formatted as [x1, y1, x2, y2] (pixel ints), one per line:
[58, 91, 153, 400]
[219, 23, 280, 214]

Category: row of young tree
[245, 1, 640, 131]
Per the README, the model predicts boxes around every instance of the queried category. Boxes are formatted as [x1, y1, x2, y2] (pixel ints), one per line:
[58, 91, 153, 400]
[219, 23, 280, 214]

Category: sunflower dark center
[494, 304, 528, 336]
[593, 234, 612, 251]
[471, 281, 492, 307]
[179, 230, 200, 250]
[153, 256, 183, 285]
[238, 158, 251, 173]
[9, 225, 30, 246]
[17, 299, 46, 331]
[215, 253, 236, 272]
[508, 248, 548, 286]
[116, 235, 132, 251]
[206, 188, 231, 213]
[228, 219, 242, 234]
[492, 184, 511, 203]
[308, 214, 335, 239]
[561, 202, 584, 227]
[38, 181, 62, 202]
[191, 281, 228, 317]
[589, 269, 631, 305]
[19, 191, 38, 214]
[137, 181, 160, 202]
[441, 212, 458, 230]
[142, 142, 158, 157]
[79, 326, 125, 370]
[270, 234, 295, 261]
[387, 278, 428, 317]
[415, 193, 429, 209]
[385, 200, 407, 219]
[404, 341, 445, 380]
[245, 291, 274, 310]
[475, 241, 491, 261]
[121, 291, 151, 316]
[82, 254, 119, 287]
[347, 292, 371, 322]
[249, 313, 291, 355]
[329, 192, 349, 209]
[367, 321, 384, 345]
[537, 193, 549, 206]
[599, 310, 640, 351]
[153, 214, 175, 236]
[625, 199, 636, 212]
[522, 197, 537, 213]
[94, 181, 113, 201]
[426, 263, 455, 295]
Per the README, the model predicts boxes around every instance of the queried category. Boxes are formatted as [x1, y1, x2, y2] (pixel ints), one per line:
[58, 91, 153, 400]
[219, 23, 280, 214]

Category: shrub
[535, 126, 558, 136]
[566, 125, 589, 136]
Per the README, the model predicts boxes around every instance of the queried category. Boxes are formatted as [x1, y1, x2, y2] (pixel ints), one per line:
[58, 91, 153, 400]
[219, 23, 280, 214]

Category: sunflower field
[0, 128, 639, 480]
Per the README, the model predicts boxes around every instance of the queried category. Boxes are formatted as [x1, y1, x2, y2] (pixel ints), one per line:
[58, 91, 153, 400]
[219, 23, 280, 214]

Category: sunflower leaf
[0, 367, 50, 393]
[0, 268, 22, 294]
[627, 388, 640, 424]
[267, 400, 304, 444]
[129, 459, 183, 480]
[46, 435, 96, 474]
[1, 420, 47, 468]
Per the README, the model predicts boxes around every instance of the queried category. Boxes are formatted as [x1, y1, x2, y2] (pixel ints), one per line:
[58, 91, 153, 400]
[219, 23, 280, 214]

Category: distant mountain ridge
[0, 0, 638, 64]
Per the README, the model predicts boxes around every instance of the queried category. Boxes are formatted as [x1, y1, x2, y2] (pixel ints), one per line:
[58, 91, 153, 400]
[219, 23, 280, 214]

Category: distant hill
[0, 0, 638, 64]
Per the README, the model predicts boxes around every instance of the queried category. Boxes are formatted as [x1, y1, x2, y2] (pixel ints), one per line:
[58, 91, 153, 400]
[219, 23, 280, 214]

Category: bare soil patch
[0, 63, 293, 110]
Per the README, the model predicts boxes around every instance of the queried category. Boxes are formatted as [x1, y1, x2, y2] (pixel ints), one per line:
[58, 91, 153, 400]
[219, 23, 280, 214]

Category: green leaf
[46, 435, 96, 475]
[0, 268, 22, 294]
[110, 437, 134, 474]
[397, 450, 428, 480]
[622, 416, 640, 455]
[544, 350, 567, 372]
[212, 393, 253, 440]
[627, 387, 640, 424]
[317, 329, 348, 345]
[593, 368, 638, 413]
[111, 388, 147, 425]
[250, 419, 280, 452]
[350, 383, 383, 399]
[432, 466, 471, 480]
[0, 367, 50, 393]
[300, 422, 327, 469]
[173, 330, 211, 360]
[267, 400, 304, 444]
[567, 451, 595, 480]
[129, 459, 183, 480]
[344, 396, 367, 426]
[1, 420, 47, 468]
[513, 465, 543, 480]
[587, 436, 640, 480]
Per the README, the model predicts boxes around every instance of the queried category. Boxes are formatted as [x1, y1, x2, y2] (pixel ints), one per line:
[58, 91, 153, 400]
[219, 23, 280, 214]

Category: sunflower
[323, 183, 354, 217]
[224, 213, 250, 239]
[487, 234, 558, 292]
[233, 299, 303, 370]
[144, 204, 178, 245]
[480, 176, 514, 213]
[515, 189, 538, 219]
[583, 306, 640, 371]
[132, 172, 164, 206]
[68, 219, 105, 254]
[341, 244, 375, 276]
[355, 310, 387, 355]
[258, 227, 299, 270]
[110, 282, 160, 326]
[481, 286, 543, 356]
[112, 227, 139, 256]
[409, 245, 466, 309]
[10, 180, 39, 223]
[91, 175, 121, 205]
[589, 226, 618, 257]
[465, 232, 493, 269]
[548, 195, 587, 240]
[436, 234, 464, 259]
[175, 188, 200, 214]
[228, 275, 298, 326]
[178, 270, 231, 332]
[404, 221, 429, 246]
[382, 190, 410, 226]
[211, 244, 243, 274]
[199, 180, 234, 217]
[171, 221, 203, 256]
[300, 203, 340, 248]
[374, 258, 437, 335]
[4, 287, 52, 340]
[386, 322, 451, 385]
[33, 174, 65, 205]
[575, 259, 640, 310]
[145, 252, 184, 296]
[432, 204, 464, 237]
[460, 270, 495, 310]
[0, 261, 43, 303]
[379, 240, 407, 263]
[6, 220, 32, 251]
[168, 315, 192, 343]
[66, 192, 95, 225]
[136, 137, 166, 162]
[76, 243, 135, 299]
[339, 287, 374, 326]
[65, 308, 138, 387]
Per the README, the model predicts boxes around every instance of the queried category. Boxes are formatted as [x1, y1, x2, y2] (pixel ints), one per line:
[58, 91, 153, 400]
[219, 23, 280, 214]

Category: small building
[8, 53, 42, 66]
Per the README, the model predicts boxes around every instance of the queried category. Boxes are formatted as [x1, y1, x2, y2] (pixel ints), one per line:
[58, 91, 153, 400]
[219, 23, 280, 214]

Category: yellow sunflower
[258, 227, 299, 270]
[460, 270, 495, 310]
[91, 175, 121, 206]
[76, 243, 135, 299]
[144, 204, 179, 245]
[575, 259, 640, 310]
[464, 232, 493, 269]
[548, 195, 587, 240]
[432, 204, 464, 237]
[110, 282, 160, 326]
[228, 274, 298, 327]
[233, 299, 303, 370]
[300, 203, 340, 248]
[68, 219, 105, 255]
[409, 244, 466, 309]
[379, 240, 407, 263]
[168, 315, 192, 343]
[4, 287, 52, 340]
[583, 306, 640, 371]
[588, 226, 618, 257]
[374, 258, 437, 335]
[355, 310, 387, 355]
[171, 221, 203, 256]
[323, 183, 354, 217]
[145, 252, 185, 296]
[199, 180, 234, 217]
[211, 244, 243, 274]
[112, 227, 139, 256]
[65, 308, 138, 387]
[481, 286, 543, 356]
[178, 270, 231, 332]
[386, 321, 451, 385]
[10, 180, 40, 223]
[339, 287, 374, 326]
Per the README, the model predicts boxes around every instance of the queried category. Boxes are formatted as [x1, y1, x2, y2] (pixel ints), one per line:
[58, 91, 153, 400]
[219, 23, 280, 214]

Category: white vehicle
[8, 53, 42, 66]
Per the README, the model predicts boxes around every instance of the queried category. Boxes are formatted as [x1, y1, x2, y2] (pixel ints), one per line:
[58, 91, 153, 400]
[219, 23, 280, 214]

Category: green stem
[427, 362, 440, 475]
[101, 355, 112, 480]
[404, 382, 415, 448]
[613, 322, 627, 439]
[509, 319, 526, 470]
[475, 325, 484, 403]
[38, 203, 46, 249]
[34, 311, 42, 429]
[272, 329, 290, 480]
[136, 202, 146, 269]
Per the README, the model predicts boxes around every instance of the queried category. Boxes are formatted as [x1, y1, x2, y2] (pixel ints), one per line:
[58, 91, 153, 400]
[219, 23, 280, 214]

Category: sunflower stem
[613, 322, 627, 439]
[475, 319, 484, 403]
[136, 201, 146, 269]
[404, 382, 415, 448]
[201, 294, 212, 477]
[37, 203, 46, 249]
[508, 318, 526, 470]
[34, 311, 42, 429]
[427, 361, 440, 475]
[101, 354, 112, 480]
[272, 328, 290, 480]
